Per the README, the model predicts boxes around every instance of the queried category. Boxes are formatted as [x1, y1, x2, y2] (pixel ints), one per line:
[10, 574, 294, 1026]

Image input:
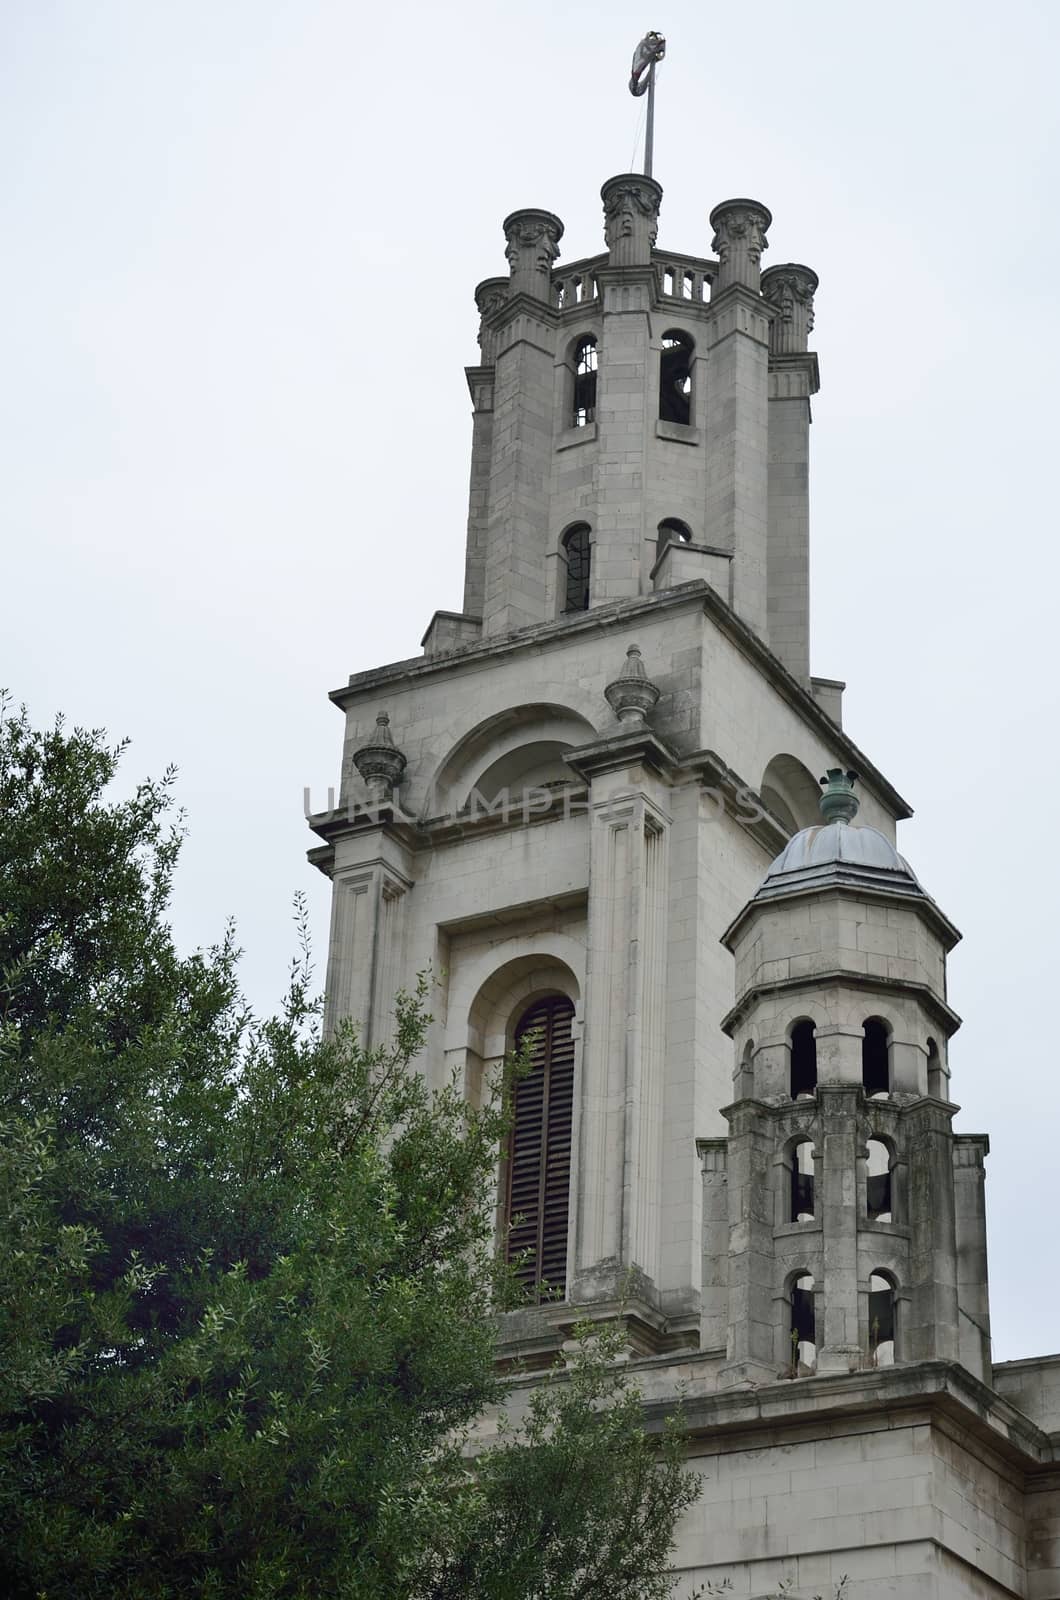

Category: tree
[0, 697, 701, 1600]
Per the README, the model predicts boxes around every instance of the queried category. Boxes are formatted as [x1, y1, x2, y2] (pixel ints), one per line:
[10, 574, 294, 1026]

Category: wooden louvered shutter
[505, 995, 575, 1301]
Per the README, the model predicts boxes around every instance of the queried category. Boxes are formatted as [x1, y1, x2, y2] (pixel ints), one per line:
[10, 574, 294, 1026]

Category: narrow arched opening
[503, 993, 576, 1302]
[869, 1271, 898, 1366]
[790, 1139, 816, 1222]
[862, 1017, 891, 1097]
[790, 1272, 817, 1374]
[866, 1138, 894, 1222]
[659, 329, 693, 425]
[560, 524, 591, 613]
[657, 517, 693, 556]
[790, 1020, 817, 1099]
[571, 335, 597, 428]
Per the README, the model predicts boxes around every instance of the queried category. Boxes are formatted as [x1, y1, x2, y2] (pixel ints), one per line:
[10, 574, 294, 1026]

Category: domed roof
[752, 769, 925, 907]
[765, 820, 917, 881]
[722, 767, 961, 954]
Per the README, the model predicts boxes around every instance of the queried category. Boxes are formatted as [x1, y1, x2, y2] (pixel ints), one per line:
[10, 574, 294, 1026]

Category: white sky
[3, 0, 1058, 1362]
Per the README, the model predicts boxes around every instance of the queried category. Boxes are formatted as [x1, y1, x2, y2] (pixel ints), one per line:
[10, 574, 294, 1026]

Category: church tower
[310, 163, 1060, 1595]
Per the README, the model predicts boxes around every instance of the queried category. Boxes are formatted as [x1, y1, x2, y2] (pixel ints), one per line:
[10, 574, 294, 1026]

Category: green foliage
[0, 698, 701, 1599]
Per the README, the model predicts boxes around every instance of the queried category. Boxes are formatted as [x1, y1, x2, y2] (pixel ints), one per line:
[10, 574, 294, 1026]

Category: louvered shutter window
[505, 995, 575, 1301]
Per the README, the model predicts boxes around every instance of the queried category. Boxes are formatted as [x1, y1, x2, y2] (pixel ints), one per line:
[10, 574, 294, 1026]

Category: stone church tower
[310, 170, 1060, 1596]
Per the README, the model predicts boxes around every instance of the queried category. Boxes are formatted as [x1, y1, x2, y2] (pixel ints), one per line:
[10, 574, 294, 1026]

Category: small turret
[704, 769, 991, 1390]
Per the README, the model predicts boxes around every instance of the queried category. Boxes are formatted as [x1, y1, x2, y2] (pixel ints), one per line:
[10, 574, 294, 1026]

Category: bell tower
[443, 173, 819, 682]
[309, 130, 1060, 1594]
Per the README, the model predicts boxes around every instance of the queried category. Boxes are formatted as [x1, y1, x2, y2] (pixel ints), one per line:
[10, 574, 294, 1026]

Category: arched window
[866, 1138, 893, 1222]
[561, 524, 591, 613]
[504, 994, 576, 1301]
[869, 1272, 897, 1366]
[657, 517, 693, 555]
[790, 1140, 815, 1222]
[572, 335, 598, 427]
[659, 330, 693, 425]
[790, 1272, 817, 1373]
[862, 1017, 891, 1097]
[790, 1020, 817, 1099]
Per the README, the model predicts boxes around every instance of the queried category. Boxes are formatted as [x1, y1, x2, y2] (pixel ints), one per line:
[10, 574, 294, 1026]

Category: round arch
[760, 753, 821, 833]
[425, 701, 599, 818]
[447, 935, 586, 1063]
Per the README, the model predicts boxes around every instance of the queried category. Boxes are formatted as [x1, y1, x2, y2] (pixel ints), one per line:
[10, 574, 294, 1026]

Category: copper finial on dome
[818, 767, 859, 825]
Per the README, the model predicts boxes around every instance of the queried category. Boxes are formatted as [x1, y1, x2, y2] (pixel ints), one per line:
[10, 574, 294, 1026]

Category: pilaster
[703, 200, 773, 641]
[482, 210, 563, 637]
[570, 735, 672, 1300]
[816, 1086, 863, 1372]
[593, 265, 656, 604]
[462, 276, 506, 619]
[762, 264, 819, 683]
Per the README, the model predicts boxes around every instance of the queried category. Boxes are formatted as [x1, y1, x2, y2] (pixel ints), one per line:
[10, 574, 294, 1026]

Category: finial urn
[761, 264, 818, 354]
[601, 173, 663, 267]
[709, 199, 772, 292]
[502, 208, 564, 301]
[353, 712, 407, 802]
[604, 644, 660, 725]
[818, 768, 859, 825]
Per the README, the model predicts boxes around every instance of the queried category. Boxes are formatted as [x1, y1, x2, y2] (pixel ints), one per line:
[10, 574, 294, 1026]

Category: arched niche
[426, 703, 598, 818]
[760, 753, 822, 834]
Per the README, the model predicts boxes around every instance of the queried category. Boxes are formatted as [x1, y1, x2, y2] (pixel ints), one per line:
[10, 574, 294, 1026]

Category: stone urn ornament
[352, 712, 407, 802]
[604, 644, 660, 726]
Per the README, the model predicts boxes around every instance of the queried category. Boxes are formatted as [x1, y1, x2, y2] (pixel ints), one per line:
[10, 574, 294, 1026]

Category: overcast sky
[3, 0, 1058, 1362]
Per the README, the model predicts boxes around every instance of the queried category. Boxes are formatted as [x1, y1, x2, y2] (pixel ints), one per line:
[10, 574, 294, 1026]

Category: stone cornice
[464, 364, 494, 406]
[722, 870, 962, 954]
[636, 1358, 1058, 1471]
[328, 581, 914, 823]
[564, 727, 679, 783]
[767, 350, 820, 399]
[721, 964, 962, 1039]
[306, 782, 592, 872]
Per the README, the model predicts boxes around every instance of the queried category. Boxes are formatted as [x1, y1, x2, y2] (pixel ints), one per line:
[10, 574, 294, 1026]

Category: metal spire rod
[629, 30, 666, 179]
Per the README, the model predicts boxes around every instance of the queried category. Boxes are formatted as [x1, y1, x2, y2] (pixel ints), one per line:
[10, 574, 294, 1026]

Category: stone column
[718, 1102, 778, 1386]
[953, 1134, 992, 1382]
[482, 209, 564, 637]
[502, 207, 563, 301]
[593, 182, 660, 604]
[816, 1086, 863, 1373]
[462, 277, 507, 619]
[698, 1138, 729, 1352]
[572, 757, 670, 1302]
[703, 200, 773, 640]
[711, 198, 771, 293]
[904, 1101, 961, 1363]
[601, 173, 662, 268]
[761, 263, 819, 682]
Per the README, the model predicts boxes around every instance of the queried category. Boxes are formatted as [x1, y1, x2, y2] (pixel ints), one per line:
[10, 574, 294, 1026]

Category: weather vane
[629, 30, 666, 179]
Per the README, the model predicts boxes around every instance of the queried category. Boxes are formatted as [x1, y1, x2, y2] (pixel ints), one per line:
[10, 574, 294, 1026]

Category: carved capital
[473, 275, 508, 363]
[761, 262, 819, 354]
[600, 173, 663, 267]
[502, 207, 563, 301]
[709, 198, 772, 291]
